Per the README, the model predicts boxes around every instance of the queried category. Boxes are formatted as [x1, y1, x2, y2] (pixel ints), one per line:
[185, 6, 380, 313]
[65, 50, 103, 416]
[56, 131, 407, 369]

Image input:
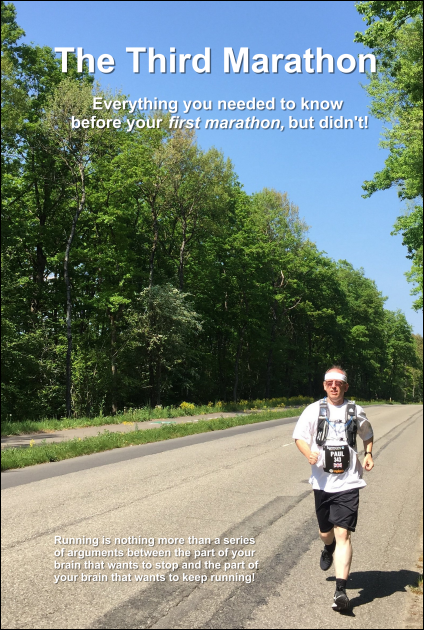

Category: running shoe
[319, 547, 334, 571]
[332, 587, 350, 611]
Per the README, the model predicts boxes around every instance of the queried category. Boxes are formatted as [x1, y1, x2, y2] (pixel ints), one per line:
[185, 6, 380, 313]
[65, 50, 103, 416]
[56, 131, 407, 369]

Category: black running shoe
[332, 587, 350, 611]
[320, 547, 334, 571]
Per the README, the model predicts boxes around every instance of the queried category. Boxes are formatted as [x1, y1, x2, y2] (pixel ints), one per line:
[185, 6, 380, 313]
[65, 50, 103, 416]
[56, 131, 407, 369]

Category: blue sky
[14, 0, 423, 332]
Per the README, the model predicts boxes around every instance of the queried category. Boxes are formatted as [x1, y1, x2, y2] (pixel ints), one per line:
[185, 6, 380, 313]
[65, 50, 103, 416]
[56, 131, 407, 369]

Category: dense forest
[1, 2, 422, 421]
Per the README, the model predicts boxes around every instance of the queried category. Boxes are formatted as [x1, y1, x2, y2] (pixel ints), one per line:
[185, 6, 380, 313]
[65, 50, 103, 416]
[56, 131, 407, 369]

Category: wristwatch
[365, 452, 372, 457]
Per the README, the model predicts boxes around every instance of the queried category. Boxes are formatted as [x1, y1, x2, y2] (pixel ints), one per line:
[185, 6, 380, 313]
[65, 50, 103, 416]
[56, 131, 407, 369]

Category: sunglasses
[325, 380, 346, 387]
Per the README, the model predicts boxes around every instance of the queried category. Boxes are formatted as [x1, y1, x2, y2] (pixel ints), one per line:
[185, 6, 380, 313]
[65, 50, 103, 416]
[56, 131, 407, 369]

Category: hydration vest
[316, 398, 358, 449]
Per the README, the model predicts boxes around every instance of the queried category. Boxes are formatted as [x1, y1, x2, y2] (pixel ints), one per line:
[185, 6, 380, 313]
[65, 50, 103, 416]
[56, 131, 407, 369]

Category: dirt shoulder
[1, 411, 250, 449]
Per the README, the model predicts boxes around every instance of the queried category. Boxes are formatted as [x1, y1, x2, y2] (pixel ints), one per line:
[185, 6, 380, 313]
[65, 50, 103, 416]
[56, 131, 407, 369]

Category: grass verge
[2, 397, 415, 437]
[1, 408, 303, 471]
[1, 396, 312, 436]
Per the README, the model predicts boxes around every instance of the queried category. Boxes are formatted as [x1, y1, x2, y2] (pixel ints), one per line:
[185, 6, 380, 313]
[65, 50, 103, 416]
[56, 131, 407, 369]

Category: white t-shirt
[292, 399, 374, 493]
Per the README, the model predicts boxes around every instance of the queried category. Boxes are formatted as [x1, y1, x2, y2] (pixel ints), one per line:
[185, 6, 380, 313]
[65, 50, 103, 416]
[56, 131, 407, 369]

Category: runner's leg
[319, 528, 334, 545]
[333, 526, 352, 580]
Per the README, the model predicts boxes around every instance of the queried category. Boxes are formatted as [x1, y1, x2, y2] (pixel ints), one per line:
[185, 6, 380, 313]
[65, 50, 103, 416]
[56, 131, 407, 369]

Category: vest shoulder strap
[345, 400, 358, 448]
[316, 398, 329, 446]
[345, 400, 357, 418]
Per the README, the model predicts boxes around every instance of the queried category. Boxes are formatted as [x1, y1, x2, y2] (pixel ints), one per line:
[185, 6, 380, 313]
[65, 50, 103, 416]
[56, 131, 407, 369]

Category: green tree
[355, 1, 423, 309]
[409, 333, 423, 400]
[2, 3, 79, 419]
[162, 129, 234, 291]
[392, 203, 423, 310]
[42, 79, 108, 416]
[123, 285, 202, 407]
[380, 309, 416, 399]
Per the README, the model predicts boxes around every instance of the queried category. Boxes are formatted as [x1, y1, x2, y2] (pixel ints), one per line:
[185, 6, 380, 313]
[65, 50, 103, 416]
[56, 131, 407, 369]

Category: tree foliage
[355, 0, 423, 309]
[1, 2, 422, 421]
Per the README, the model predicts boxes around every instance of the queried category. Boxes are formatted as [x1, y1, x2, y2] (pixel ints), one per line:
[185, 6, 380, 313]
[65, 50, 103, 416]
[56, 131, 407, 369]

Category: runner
[292, 366, 374, 611]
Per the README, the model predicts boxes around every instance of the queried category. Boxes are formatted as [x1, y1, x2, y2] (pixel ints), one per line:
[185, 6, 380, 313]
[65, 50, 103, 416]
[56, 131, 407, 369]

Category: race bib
[323, 445, 350, 474]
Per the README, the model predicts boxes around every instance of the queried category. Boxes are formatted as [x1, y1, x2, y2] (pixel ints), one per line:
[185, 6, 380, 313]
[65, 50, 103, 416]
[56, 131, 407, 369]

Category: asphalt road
[1, 405, 422, 629]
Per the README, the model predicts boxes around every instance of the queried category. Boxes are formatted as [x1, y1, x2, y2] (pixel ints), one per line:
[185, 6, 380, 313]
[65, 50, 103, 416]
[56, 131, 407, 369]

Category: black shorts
[314, 488, 360, 532]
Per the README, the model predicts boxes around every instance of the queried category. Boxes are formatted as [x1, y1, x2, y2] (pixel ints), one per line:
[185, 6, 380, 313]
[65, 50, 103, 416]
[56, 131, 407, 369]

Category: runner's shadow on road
[327, 569, 419, 611]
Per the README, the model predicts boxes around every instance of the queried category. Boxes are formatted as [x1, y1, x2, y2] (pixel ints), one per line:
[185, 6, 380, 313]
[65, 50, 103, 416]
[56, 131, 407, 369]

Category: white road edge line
[283, 442, 295, 447]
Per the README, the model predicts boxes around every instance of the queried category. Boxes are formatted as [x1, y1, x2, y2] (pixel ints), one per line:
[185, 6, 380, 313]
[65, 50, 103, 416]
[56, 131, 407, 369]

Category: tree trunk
[265, 345, 274, 400]
[233, 325, 246, 403]
[148, 293, 158, 408]
[149, 357, 156, 408]
[64, 165, 85, 418]
[265, 307, 277, 399]
[31, 244, 47, 313]
[31, 152, 47, 313]
[110, 312, 118, 414]
[217, 335, 225, 401]
[156, 360, 162, 406]
[178, 217, 187, 291]
[149, 203, 159, 289]
[307, 329, 313, 397]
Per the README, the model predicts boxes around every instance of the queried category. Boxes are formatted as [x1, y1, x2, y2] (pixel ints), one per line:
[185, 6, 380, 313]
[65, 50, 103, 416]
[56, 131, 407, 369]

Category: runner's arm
[363, 437, 374, 471]
[295, 439, 319, 465]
